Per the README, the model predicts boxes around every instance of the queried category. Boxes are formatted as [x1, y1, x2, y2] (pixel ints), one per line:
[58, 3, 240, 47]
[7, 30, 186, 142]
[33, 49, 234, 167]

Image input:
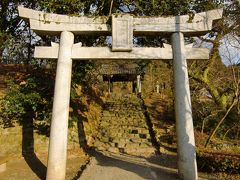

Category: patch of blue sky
[194, 33, 239, 66]
[219, 34, 240, 65]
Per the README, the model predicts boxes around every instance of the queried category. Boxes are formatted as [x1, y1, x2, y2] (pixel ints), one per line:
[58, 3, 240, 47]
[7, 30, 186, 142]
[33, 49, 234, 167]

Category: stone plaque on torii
[18, 6, 223, 180]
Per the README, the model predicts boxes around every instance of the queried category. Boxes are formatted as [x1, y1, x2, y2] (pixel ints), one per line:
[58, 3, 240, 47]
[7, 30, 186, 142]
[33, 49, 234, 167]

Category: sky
[194, 33, 240, 66]
[219, 34, 240, 65]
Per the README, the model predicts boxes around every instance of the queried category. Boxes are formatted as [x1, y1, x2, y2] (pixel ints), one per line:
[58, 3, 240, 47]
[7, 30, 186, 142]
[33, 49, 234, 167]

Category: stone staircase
[94, 94, 157, 157]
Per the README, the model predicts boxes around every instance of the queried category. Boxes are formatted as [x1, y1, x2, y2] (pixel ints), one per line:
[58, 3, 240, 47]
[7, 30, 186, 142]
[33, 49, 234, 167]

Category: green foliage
[197, 151, 240, 173]
[39, 0, 85, 15]
[192, 0, 224, 12]
[190, 58, 240, 141]
[0, 80, 25, 124]
[72, 61, 95, 85]
[0, 31, 8, 46]
[36, 0, 224, 17]
[133, 0, 192, 16]
[0, 68, 54, 128]
[0, 1, 41, 63]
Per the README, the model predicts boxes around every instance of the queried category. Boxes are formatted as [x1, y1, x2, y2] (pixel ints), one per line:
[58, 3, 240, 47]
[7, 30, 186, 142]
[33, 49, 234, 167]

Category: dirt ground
[0, 150, 89, 180]
[1, 149, 240, 180]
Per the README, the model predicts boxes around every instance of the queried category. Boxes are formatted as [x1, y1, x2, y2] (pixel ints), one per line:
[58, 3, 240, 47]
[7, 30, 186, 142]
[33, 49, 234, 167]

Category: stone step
[95, 131, 152, 139]
[98, 121, 148, 129]
[102, 120, 146, 123]
[95, 146, 155, 157]
[123, 146, 156, 156]
[101, 115, 142, 120]
[102, 127, 150, 134]
[104, 114, 145, 119]
[99, 121, 147, 128]
[95, 134, 151, 143]
[102, 111, 145, 118]
[96, 128, 151, 136]
[111, 137, 151, 144]
[106, 108, 142, 112]
[94, 140, 153, 151]
[115, 142, 152, 149]
[94, 95, 156, 156]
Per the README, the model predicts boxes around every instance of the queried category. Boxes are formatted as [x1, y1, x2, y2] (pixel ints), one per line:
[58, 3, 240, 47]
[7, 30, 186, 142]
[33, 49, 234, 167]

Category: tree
[0, 0, 41, 64]
[188, 0, 240, 146]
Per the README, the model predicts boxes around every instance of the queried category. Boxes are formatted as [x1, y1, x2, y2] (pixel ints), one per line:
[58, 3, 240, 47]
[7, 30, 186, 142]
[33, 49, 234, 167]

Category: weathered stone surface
[101, 137, 110, 143]
[94, 95, 156, 157]
[124, 147, 155, 156]
[172, 32, 197, 180]
[139, 143, 150, 148]
[97, 146, 107, 151]
[107, 147, 119, 154]
[34, 46, 209, 60]
[116, 142, 126, 148]
[95, 141, 108, 151]
[125, 143, 140, 149]
[0, 163, 6, 173]
[18, 6, 223, 36]
[112, 14, 133, 51]
[46, 31, 74, 180]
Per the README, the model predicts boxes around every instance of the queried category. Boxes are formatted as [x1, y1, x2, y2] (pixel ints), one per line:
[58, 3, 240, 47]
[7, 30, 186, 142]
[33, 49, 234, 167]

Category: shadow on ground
[23, 154, 47, 180]
[22, 112, 47, 180]
[80, 150, 179, 180]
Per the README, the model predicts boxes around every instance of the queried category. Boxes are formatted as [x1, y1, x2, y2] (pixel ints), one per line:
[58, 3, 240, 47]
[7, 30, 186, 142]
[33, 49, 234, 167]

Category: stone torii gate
[18, 6, 222, 180]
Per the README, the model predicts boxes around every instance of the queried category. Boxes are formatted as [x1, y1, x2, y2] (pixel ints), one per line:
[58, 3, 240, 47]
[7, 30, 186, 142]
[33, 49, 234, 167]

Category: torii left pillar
[46, 31, 74, 180]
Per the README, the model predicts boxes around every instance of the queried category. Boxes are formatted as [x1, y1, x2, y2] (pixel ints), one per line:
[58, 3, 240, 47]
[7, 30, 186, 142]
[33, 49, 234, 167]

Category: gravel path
[80, 151, 179, 180]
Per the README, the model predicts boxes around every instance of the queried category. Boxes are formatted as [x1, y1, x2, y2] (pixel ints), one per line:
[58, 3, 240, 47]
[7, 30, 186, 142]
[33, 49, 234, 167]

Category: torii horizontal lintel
[18, 6, 223, 36]
[34, 46, 209, 60]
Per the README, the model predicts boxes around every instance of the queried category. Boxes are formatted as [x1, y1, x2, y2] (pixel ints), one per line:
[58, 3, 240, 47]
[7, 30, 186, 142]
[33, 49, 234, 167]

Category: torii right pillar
[172, 32, 197, 180]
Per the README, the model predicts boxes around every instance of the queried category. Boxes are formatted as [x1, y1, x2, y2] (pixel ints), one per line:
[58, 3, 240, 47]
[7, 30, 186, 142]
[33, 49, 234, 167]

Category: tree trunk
[205, 100, 236, 147]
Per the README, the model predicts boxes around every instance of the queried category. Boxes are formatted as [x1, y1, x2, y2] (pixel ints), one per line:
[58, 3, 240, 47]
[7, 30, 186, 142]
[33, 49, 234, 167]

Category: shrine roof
[99, 64, 140, 75]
